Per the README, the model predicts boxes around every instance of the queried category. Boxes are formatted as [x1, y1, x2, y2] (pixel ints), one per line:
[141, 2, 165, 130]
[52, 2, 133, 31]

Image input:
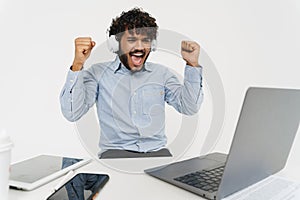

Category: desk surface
[8, 156, 300, 200]
[9, 158, 208, 200]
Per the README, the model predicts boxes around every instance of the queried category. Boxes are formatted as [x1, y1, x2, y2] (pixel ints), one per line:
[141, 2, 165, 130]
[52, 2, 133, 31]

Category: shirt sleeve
[164, 65, 204, 115]
[59, 68, 98, 122]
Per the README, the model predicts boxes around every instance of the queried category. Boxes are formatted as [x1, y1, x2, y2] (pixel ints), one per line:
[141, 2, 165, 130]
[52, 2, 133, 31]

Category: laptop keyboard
[174, 165, 225, 193]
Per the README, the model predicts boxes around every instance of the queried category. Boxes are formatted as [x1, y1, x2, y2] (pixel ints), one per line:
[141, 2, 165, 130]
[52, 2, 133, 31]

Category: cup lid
[0, 129, 12, 146]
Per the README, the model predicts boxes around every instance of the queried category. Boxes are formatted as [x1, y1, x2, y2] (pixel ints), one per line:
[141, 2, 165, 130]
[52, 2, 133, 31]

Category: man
[60, 8, 203, 158]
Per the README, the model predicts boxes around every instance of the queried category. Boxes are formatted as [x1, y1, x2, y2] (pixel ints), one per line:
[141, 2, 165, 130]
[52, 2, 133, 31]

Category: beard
[119, 49, 150, 72]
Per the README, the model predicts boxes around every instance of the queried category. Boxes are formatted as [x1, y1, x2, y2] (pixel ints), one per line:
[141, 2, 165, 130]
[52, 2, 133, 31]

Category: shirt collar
[112, 56, 153, 73]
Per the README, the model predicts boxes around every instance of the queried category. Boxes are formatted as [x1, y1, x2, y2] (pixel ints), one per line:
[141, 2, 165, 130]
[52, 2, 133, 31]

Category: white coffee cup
[0, 130, 13, 200]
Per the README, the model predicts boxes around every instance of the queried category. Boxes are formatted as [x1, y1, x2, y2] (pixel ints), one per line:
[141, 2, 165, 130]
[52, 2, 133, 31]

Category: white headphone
[106, 31, 157, 53]
[107, 35, 120, 53]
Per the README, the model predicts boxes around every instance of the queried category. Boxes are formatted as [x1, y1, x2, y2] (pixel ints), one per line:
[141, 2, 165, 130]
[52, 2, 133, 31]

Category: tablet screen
[47, 173, 109, 200]
[10, 155, 83, 183]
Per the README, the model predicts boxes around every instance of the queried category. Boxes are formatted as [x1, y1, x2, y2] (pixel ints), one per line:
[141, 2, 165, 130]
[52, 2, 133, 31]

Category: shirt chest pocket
[142, 88, 165, 115]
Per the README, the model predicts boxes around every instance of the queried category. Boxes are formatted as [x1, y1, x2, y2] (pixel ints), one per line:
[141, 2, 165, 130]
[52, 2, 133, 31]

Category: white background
[0, 0, 300, 173]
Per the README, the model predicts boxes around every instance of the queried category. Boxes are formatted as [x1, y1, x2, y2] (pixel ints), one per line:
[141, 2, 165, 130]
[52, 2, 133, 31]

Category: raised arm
[60, 37, 98, 122]
[164, 41, 203, 115]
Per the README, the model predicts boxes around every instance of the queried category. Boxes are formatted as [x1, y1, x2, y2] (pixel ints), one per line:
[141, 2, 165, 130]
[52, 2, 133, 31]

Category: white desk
[8, 157, 208, 200]
[8, 157, 300, 200]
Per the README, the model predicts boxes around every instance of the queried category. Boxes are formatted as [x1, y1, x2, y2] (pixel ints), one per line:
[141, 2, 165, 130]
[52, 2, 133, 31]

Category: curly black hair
[108, 7, 158, 41]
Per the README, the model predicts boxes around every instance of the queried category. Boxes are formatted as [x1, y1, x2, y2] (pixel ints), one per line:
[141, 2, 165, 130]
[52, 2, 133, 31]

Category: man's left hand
[181, 41, 200, 67]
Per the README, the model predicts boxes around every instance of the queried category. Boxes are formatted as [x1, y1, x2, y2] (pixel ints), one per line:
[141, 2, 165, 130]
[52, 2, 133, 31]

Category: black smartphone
[46, 173, 109, 200]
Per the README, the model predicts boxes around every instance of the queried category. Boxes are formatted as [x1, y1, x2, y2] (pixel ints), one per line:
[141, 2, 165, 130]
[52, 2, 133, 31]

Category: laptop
[9, 155, 91, 191]
[145, 87, 300, 200]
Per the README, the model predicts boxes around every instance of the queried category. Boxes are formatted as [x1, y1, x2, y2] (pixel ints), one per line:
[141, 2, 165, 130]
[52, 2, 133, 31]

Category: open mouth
[129, 50, 145, 66]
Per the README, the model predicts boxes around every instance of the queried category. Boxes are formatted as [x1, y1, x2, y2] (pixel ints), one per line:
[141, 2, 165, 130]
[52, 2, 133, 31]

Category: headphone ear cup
[151, 39, 157, 52]
[107, 35, 119, 53]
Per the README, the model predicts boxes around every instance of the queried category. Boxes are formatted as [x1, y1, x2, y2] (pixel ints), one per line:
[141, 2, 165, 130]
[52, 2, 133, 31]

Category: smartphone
[46, 173, 109, 200]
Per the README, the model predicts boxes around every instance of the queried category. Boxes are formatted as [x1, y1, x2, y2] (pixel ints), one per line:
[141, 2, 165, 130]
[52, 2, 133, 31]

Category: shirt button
[133, 111, 137, 114]
[133, 92, 136, 96]
[70, 79, 73, 83]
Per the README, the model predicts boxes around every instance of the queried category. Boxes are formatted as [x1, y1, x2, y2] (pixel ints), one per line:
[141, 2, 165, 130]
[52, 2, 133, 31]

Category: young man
[60, 8, 203, 158]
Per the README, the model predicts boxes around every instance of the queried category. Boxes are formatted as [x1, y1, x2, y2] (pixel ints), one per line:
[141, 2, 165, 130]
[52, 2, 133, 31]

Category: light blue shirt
[60, 57, 203, 153]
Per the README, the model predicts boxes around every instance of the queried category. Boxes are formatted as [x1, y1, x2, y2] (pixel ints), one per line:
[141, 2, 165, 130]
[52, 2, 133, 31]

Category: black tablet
[46, 172, 109, 200]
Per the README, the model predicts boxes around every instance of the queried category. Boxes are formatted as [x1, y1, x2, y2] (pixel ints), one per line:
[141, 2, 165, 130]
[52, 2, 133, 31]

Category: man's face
[119, 29, 152, 72]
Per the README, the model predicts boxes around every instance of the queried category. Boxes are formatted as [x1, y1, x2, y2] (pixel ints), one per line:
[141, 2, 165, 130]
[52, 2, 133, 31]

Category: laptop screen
[218, 87, 300, 199]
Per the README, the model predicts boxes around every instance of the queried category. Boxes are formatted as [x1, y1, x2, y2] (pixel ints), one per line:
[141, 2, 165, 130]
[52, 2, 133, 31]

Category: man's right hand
[71, 37, 96, 71]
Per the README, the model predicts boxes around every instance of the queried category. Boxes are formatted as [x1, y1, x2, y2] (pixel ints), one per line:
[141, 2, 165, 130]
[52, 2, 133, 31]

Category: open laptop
[9, 155, 91, 191]
[145, 87, 300, 200]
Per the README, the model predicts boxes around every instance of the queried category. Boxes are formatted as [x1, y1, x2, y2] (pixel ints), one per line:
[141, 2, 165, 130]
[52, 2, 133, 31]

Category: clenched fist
[181, 41, 200, 67]
[72, 37, 96, 71]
